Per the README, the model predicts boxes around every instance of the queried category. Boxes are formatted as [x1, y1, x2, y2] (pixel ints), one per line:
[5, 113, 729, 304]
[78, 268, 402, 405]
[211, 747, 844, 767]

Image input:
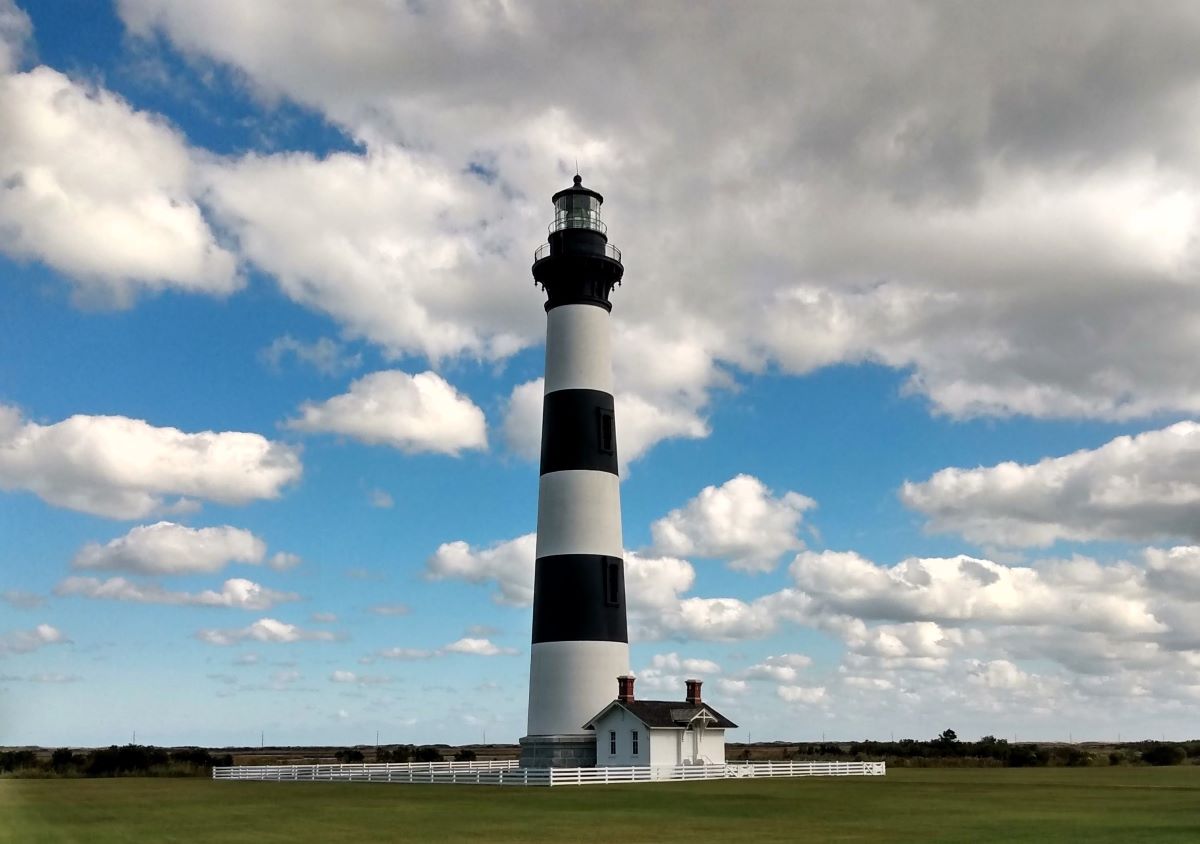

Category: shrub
[1142, 744, 1186, 766]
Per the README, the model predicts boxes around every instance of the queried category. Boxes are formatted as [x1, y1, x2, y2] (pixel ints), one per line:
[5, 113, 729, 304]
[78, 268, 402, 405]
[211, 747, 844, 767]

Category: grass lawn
[2, 766, 1198, 843]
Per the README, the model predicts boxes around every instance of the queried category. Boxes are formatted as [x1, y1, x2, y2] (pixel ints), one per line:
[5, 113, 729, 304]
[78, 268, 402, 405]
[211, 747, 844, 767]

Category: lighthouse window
[604, 559, 621, 607]
[598, 408, 615, 454]
[609, 730, 617, 756]
[631, 730, 640, 756]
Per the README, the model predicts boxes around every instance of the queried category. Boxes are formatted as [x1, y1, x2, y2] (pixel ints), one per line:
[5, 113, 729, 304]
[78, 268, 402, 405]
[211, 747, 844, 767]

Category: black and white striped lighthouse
[519, 176, 629, 768]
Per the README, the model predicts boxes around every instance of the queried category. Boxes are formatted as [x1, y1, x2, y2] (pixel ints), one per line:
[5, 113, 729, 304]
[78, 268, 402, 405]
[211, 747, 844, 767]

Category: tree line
[763, 730, 1197, 767]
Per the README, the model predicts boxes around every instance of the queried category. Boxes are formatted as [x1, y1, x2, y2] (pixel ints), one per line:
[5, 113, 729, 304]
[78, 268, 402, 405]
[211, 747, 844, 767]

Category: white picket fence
[212, 759, 885, 787]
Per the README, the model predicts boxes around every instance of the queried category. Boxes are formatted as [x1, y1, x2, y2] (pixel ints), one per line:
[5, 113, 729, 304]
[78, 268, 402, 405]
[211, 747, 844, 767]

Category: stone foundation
[519, 734, 597, 768]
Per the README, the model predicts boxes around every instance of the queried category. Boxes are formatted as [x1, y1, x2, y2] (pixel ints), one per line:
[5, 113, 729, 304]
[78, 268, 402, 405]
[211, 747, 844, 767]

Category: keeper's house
[583, 676, 737, 767]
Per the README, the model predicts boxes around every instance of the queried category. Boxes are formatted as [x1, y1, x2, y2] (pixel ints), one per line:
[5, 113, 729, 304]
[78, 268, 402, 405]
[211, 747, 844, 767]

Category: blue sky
[3, 1, 1200, 747]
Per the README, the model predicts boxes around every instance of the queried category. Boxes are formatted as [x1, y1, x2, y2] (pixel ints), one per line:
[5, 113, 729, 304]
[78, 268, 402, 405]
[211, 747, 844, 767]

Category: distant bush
[334, 749, 365, 763]
[413, 746, 442, 763]
[1007, 745, 1049, 768]
[453, 749, 477, 762]
[377, 745, 413, 763]
[1142, 744, 1186, 766]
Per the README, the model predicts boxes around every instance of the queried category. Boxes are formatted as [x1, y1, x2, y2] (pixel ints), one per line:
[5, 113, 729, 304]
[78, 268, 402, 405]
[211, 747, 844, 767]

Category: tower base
[519, 734, 597, 768]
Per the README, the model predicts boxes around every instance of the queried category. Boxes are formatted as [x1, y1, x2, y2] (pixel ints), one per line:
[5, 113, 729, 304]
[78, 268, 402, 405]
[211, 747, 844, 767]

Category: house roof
[583, 699, 738, 730]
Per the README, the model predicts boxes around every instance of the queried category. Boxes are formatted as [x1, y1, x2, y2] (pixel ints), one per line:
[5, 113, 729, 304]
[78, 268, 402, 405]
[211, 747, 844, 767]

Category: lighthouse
[519, 176, 629, 768]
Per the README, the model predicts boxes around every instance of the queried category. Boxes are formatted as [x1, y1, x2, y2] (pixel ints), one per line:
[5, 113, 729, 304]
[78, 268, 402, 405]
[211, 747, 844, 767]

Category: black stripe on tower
[531, 554, 628, 643]
[540, 389, 618, 475]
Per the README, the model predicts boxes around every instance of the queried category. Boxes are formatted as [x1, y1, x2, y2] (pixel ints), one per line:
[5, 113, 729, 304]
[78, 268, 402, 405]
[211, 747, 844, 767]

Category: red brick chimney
[617, 675, 636, 703]
[685, 678, 702, 705]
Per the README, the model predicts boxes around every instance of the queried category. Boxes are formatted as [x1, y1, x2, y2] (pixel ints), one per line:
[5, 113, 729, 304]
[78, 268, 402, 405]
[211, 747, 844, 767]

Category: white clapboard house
[583, 676, 737, 767]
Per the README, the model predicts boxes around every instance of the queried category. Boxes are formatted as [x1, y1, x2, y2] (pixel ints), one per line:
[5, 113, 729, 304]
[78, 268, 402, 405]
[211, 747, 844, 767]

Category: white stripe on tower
[544, 304, 614, 394]
[534, 471, 623, 559]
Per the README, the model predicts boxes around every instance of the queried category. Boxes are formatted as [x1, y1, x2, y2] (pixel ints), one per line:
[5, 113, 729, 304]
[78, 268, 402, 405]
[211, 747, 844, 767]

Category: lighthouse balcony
[534, 241, 622, 264]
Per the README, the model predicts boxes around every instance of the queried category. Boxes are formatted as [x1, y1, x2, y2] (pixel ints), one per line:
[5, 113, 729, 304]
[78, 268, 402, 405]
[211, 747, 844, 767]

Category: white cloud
[624, 553, 695, 616]
[443, 637, 517, 657]
[373, 647, 434, 661]
[199, 145, 534, 361]
[369, 604, 410, 617]
[743, 653, 812, 683]
[0, 0, 31, 72]
[310, 612, 337, 624]
[1145, 546, 1200, 599]
[55, 576, 299, 610]
[648, 652, 721, 676]
[368, 488, 393, 509]
[267, 551, 301, 571]
[0, 406, 301, 519]
[843, 621, 964, 672]
[636, 652, 720, 695]
[716, 679, 748, 696]
[287, 370, 487, 455]
[0, 623, 68, 655]
[650, 475, 815, 572]
[0, 65, 236, 304]
[72, 522, 266, 575]
[776, 685, 827, 705]
[790, 550, 1165, 637]
[500, 379, 544, 462]
[117, 1, 1200, 428]
[902, 422, 1200, 547]
[261, 335, 361, 376]
[330, 670, 391, 685]
[1, 590, 44, 609]
[425, 533, 536, 607]
[196, 617, 336, 646]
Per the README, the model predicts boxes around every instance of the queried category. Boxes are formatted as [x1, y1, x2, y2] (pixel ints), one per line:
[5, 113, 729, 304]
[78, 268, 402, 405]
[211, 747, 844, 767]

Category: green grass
[2, 767, 1198, 843]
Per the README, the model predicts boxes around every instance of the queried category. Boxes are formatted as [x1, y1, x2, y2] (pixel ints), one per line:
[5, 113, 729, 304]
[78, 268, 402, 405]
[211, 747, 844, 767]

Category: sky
[2, 0, 1200, 748]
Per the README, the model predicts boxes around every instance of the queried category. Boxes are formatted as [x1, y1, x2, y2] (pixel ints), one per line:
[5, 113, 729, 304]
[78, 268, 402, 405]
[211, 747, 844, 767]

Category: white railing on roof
[212, 759, 884, 787]
[533, 242, 621, 263]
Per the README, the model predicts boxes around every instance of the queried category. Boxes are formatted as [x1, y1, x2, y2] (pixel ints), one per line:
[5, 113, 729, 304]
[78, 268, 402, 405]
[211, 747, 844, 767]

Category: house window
[631, 730, 639, 756]
[597, 408, 615, 454]
[609, 730, 617, 755]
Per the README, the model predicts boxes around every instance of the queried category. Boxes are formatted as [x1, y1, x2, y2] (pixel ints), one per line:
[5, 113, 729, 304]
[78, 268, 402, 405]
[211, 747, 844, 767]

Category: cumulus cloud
[776, 685, 827, 705]
[261, 335, 362, 376]
[196, 617, 336, 646]
[72, 522, 266, 575]
[425, 533, 536, 607]
[1145, 546, 1200, 599]
[267, 551, 301, 571]
[650, 475, 815, 572]
[115, 0, 1200, 429]
[0, 0, 31, 72]
[367, 488, 394, 509]
[902, 422, 1200, 547]
[636, 652, 721, 694]
[443, 637, 517, 656]
[0, 406, 301, 519]
[55, 576, 299, 610]
[743, 653, 813, 683]
[372, 647, 434, 661]
[330, 670, 391, 685]
[0, 64, 236, 304]
[0, 623, 68, 656]
[790, 549, 1165, 637]
[368, 604, 410, 616]
[286, 370, 487, 455]
[200, 145, 534, 361]
[1, 590, 44, 610]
